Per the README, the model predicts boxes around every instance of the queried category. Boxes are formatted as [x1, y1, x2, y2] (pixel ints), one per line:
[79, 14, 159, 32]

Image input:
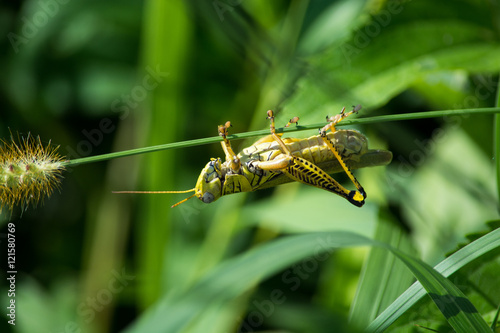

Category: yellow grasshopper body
[116, 106, 392, 207]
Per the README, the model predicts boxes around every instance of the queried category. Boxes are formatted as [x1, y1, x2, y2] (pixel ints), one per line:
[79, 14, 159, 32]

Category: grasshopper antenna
[112, 189, 196, 208]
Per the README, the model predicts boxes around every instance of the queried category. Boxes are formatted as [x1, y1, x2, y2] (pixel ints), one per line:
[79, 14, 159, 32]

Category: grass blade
[495, 76, 500, 211]
[123, 232, 371, 333]
[492, 303, 500, 331]
[366, 227, 500, 332]
[349, 219, 414, 328]
[390, 249, 492, 333]
[123, 229, 500, 333]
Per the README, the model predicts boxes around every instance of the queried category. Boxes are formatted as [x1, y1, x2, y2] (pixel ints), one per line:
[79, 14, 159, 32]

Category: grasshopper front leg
[218, 121, 241, 173]
[257, 110, 365, 207]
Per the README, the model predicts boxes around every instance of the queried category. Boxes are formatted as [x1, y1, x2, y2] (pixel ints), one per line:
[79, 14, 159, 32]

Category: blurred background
[1, 0, 500, 332]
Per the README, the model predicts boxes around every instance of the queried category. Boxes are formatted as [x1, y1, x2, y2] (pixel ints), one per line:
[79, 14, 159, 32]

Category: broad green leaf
[299, 0, 367, 54]
[241, 185, 378, 236]
[390, 249, 492, 333]
[13, 278, 82, 332]
[124, 232, 371, 333]
[137, 0, 191, 309]
[124, 229, 499, 333]
[366, 227, 500, 332]
[398, 128, 498, 263]
[349, 218, 415, 329]
[282, 0, 500, 125]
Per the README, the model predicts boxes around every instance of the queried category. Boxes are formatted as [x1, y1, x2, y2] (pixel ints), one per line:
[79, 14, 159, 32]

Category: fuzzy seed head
[0, 133, 66, 211]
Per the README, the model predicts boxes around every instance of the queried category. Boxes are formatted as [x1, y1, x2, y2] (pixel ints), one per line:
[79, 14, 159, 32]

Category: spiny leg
[285, 116, 300, 128]
[218, 121, 241, 173]
[248, 111, 300, 171]
[320, 131, 366, 201]
[321, 104, 361, 133]
[254, 153, 364, 206]
[254, 113, 299, 146]
[286, 155, 364, 207]
[266, 110, 299, 155]
[262, 110, 363, 206]
[255, 152, 364, 207]
[319, 105, 366, 203]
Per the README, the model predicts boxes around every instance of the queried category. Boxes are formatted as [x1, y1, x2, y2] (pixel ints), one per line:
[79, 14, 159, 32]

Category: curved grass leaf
[286, 0, 500, 124]
[366, 227, 500, 332]
[123, 229, 500, 333]
[123, 232, 369, 333]
[492, 305, 500, 331]
[390, 249, 492, 333]
[349, 219, 415, 328]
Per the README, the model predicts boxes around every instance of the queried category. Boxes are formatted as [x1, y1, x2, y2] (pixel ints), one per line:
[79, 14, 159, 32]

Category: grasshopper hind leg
[286, 155, 365, 207]
[319, 106, 367, 204]
[265, 109, 365, 207]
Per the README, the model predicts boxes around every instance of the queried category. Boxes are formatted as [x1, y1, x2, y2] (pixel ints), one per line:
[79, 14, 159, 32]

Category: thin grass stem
[64, 107, 500, 167]
[495, 79, 500, 208]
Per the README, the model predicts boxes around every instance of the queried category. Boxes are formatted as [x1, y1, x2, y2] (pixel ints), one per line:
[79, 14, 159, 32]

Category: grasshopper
[115, 106, 392, 207]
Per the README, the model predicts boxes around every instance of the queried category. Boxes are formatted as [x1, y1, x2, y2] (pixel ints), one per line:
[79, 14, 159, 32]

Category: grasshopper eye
[201, 192, 215, 203]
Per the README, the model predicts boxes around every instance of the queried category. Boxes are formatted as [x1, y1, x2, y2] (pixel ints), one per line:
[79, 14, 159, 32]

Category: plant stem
[495, 79, 500, 208]
[64, 107, 500, 167]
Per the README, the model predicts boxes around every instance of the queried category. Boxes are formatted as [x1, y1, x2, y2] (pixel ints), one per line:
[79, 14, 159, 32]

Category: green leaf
[283, 0, 500, 125]
[367, 227, 500, 332]
[123, 229, 500, 333]
[492, 304, 500, 331]
[391, 249, 492, 333]
[349, 218, 415, 328]
[241, 185, 379, 235]
[124, 232, 371, 333]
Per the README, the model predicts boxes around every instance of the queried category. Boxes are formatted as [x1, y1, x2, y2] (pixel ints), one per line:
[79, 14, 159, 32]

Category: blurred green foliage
[1, 0, 500, 332]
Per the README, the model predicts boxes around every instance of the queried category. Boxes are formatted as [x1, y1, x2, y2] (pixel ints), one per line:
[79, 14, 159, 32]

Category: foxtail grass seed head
[0, 133, 66, 211]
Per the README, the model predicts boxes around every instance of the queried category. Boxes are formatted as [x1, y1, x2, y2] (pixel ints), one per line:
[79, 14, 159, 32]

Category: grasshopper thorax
[194, 157, 224, 204]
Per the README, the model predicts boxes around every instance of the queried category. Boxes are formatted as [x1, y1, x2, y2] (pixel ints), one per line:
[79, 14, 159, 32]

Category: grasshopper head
[194, 158, 224, 204]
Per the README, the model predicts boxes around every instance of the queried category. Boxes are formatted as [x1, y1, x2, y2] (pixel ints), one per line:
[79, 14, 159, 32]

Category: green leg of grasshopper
[218, 121, 241, 173]
[217, 121, 254, 196]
